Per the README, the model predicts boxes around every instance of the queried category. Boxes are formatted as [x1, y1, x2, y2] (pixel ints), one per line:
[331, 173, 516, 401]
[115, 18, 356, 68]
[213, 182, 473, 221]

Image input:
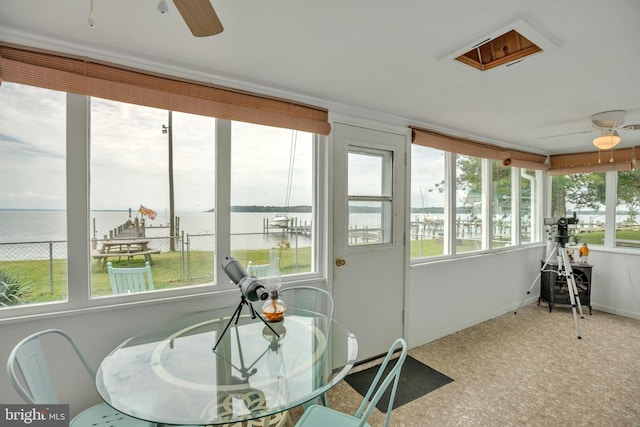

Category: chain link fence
[0, 240, 68, 298]
[184, 233, 215, 280]
[0, 229, 312, 305]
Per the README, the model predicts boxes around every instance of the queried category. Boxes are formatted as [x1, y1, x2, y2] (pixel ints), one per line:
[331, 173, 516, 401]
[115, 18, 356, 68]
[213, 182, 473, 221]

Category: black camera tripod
[515, 239, 585, 339]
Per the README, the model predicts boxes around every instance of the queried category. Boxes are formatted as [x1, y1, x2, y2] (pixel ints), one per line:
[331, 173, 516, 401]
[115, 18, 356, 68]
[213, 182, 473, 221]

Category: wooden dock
[263, 217, 312, 236]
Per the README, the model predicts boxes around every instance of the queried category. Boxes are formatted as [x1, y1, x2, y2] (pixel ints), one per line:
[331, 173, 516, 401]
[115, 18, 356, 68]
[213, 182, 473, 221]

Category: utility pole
[163, 111, 175, 251]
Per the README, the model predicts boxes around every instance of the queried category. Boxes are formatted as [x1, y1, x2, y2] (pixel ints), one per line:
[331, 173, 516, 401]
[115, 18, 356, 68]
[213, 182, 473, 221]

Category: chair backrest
[247, 255, 280, 278]
[354, 338, 408, 427]
[108, 261, 154, 294]
[7, 329, 95, 404]
[279, 285, 334, 319]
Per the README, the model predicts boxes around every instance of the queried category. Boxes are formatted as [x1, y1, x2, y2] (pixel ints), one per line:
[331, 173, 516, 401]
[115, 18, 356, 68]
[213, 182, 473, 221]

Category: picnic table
[92, 238, 160, 268]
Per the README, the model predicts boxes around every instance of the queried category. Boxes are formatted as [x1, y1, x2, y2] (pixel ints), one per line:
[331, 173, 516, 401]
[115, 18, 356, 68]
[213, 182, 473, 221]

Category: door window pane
[616, 169, 640, 248]
[90, 99, 216, 297]
[348, 152, 387, 196]
[0, 83, 68, 307]
[410, 145, 445, 258]
[347, 148, 393, 246]
[230, 123, 314, 275]
[456, 155, 482, 253]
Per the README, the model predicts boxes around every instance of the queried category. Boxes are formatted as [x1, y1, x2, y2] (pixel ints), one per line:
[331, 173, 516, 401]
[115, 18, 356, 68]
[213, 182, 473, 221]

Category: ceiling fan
[539, 110, 640, 144]
[157, 0, 223, 36]
[170, 0, 223, 37]
[90, 0, 223, 36]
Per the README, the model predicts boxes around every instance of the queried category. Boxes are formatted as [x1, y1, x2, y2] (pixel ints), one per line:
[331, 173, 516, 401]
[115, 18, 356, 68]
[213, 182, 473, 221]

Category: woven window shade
[548, 148, 635, 175]
[0, 44, 331, 135]
[411, 127, 548, 169]
[501, 149, 549, 171]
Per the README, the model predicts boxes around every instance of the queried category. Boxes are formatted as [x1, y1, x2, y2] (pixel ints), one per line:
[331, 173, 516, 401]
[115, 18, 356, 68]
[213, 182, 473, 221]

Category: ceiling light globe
[593, 131, 621, 150]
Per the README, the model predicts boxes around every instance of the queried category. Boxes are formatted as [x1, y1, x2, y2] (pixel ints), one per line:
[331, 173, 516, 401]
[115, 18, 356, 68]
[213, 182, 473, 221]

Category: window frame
[346, 146, 395, 248]
[613, 169, 640, 249]
[410, 146, 546, 265]
[544, 170, 640, 255]
[0, 92, 325, 322]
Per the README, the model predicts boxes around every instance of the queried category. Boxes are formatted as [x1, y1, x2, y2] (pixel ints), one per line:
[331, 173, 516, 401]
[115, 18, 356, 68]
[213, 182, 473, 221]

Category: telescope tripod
[213, 295, 280, 351]
[515, 241, 585, 339]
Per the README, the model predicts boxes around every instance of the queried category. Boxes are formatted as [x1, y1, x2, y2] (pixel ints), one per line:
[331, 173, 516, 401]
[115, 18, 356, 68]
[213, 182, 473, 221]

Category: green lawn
[0, 247, 312, 304]
[410, 228, 640, 258]
[409, 238, 481, 257]
[577, 229, 640, 247]
[2, 228, 638, 306]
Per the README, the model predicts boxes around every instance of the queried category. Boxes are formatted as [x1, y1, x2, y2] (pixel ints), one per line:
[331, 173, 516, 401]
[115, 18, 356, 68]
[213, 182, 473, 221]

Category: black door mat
[344, 355, 454, 411]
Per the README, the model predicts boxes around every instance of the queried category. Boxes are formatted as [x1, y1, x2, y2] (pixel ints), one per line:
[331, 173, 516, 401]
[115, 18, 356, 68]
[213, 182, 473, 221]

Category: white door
[332, 122, 406, 362]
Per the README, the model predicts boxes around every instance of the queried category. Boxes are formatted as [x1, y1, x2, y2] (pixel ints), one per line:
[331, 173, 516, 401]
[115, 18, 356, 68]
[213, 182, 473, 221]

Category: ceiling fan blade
[622, 124, 640, 131]
[537, 129, 594, 140]
[172, 0, 223, 37]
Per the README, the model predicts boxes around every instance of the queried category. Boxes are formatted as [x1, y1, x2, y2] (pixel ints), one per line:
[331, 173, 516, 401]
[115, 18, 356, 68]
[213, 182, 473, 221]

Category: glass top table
[95, 307, 358, 426]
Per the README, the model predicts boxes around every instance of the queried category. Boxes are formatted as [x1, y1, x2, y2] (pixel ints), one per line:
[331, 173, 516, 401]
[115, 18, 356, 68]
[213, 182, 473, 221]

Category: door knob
[335, 257, 346, 266]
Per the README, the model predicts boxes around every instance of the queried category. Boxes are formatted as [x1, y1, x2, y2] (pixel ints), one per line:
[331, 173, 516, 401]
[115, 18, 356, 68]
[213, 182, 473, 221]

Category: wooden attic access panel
[455, 29, 542, 71]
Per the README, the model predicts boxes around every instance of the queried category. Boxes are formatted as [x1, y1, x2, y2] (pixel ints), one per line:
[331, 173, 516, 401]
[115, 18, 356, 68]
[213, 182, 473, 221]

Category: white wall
[406, 245, 640, 348]
[406, 245, 544, 346]
[588, 248, 640, 319]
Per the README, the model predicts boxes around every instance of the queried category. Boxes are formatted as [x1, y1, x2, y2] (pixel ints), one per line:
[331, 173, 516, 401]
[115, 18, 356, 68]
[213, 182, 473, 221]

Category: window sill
[0, 283, 228, 325]
[0, 272, 327, 324]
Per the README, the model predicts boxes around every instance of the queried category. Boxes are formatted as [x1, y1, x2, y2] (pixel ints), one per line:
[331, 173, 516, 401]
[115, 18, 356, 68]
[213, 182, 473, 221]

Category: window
[456, 154, 483, 253]
[411, 127, 549, 255]
[90, 98, 216, 296]
[551, 172, 605, 246]
[491, 160, 512, 247]
[347, 147, 393, 246]
[520, 169, 541, 244]
[615, 169, 640, 248]
[0, 46, 327, 317]
[230, 122, 315, 275]
[411, 145, 545, 260]
[410, 145, 446, 258]
[0, 82, 68, 307]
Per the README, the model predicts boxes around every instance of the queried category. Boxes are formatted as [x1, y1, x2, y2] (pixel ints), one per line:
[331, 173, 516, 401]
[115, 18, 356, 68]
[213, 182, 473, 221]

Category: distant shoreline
[0, 206, 314, 213]
[0, 207, 629, 215]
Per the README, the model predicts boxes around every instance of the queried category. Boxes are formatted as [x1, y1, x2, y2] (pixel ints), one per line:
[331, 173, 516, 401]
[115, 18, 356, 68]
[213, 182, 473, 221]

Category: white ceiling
[1, 0, 639, 155]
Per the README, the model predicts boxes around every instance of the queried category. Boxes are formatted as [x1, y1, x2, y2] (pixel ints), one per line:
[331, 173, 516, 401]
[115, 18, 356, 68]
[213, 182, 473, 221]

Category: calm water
[0, 209, 378, 260]
[0, 209, 619, 244]
[0, 210, 321, 260]
[0, 209, 624, 261]
[0, 210, 317, 243]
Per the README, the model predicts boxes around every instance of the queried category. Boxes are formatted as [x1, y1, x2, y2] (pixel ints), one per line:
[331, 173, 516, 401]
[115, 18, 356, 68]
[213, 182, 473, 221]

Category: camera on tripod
[544, 213, 579, 245]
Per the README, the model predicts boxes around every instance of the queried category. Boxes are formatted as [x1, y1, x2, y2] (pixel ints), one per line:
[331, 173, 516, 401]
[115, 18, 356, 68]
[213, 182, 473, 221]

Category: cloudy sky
[0, 81, 448, 214]
[411, 145, 446, 211]
[1, 83, 67, 210]
[0, 82, 313, 212]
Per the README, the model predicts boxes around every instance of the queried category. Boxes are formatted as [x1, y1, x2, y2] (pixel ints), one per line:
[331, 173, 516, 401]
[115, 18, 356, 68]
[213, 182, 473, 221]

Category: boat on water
[271, 213, 291, 228]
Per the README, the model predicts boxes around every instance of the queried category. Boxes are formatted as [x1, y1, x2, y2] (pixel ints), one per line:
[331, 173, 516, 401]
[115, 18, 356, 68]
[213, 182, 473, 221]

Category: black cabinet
[539, 261, 592, 314]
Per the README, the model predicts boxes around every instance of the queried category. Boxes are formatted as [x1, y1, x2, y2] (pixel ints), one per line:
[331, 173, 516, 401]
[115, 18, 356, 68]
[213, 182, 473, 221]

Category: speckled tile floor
[289, 303, 640, 426]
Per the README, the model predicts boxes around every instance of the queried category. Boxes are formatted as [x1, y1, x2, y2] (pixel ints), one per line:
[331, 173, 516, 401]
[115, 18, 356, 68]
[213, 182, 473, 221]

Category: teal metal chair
[279, 285, 334, 319]
[7, 329, 155, 427]
[280, 286, 334, 408]
[107, 261, 154, 294]
[294, 338, 408, 427]
[247, 256, 280, 278]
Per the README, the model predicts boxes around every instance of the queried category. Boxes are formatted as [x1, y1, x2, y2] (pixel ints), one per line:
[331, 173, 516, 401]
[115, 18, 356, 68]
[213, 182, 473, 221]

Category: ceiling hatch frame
[438, 16, 560, 71]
